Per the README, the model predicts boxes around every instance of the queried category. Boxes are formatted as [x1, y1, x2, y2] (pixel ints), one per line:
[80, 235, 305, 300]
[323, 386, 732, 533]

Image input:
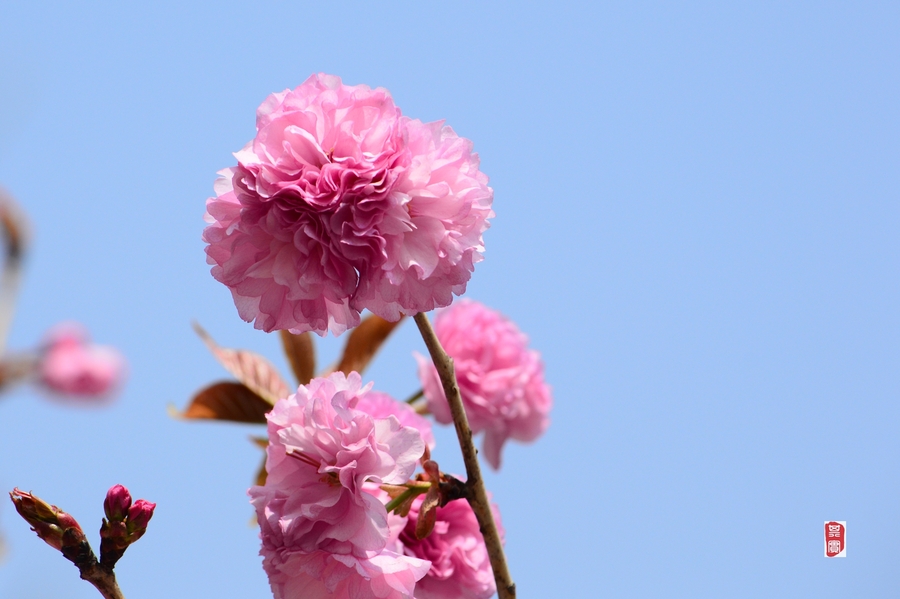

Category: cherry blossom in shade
[356, 390, 436, 451]
[398, 493, 503, 599]
[38, 323, 126, 400]
[203, 73, 493, 336]
[415, 299, 552, 469]
[249, 372, 429, 598]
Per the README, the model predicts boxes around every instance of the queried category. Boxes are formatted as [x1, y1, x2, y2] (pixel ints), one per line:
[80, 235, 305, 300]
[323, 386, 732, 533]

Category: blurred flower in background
[36, 323, 126, 401]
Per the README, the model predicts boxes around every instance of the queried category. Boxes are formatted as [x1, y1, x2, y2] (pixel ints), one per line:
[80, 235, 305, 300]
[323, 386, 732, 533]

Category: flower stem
[412, 312, 515, 599]
[404, 389, 424, 405]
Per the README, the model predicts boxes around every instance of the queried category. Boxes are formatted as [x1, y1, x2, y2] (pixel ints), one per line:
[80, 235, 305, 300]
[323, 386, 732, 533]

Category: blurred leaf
[0, 186, 29, 262]
[334, 314, 404, 375]
[254, 454, 267, 487]
[279, 331, 315, 385]
[193, 323, 290, 404]
[249, 436, 269, 450]
[176, 381, 271, 424]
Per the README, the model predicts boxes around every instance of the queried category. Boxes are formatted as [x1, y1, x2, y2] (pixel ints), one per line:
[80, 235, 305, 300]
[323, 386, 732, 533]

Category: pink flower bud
[103, 484, 132, 522]
[38, 323, 126, 400]
[125, 499, 155, 542]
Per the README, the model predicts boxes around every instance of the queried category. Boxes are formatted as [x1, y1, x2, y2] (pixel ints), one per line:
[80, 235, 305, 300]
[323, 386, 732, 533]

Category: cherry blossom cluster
[250, 372, 498, 599]
[202, 73, 551, 599]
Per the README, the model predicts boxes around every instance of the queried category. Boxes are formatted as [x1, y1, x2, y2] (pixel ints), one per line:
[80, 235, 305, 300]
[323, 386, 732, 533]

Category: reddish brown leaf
[334, 314, 404, 375]
[249, 436, 269, 450]
[178, 381, 271, 424]
[415, 485, 441, 540]
[254, 454, 268, 487]
[193, 323, 290, 405]
[279, 331, 315, 385]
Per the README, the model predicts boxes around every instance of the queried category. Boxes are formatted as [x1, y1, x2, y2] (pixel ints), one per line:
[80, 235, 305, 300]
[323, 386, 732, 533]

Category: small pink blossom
[250, 372, 429, 598]
[38, 323, 125, 400]
[416, 300, 552, 469]
[203, 73, 493, 336]
[398, 493, 502, 599]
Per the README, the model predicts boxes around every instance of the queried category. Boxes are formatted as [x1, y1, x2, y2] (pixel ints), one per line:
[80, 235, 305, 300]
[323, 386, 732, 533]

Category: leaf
[254, 454, 268, 487]
[176, 381, 271, 424]
[334, 314, 404, 375]
[279, 331, 315, 385]
[415, 485, 441, 540]
[193, 323, 291, 405]
[249, 436, 269, 450]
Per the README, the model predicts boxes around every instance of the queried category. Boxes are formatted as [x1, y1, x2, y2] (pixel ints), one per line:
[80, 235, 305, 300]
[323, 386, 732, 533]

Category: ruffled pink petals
[266, 548, 429, 599]
[204, 74, 492, 336]
[416, 300, 552, 469]
[355, 391, 436, 451]
[251, 372, 429, 597]
[398, 494, 502, 599]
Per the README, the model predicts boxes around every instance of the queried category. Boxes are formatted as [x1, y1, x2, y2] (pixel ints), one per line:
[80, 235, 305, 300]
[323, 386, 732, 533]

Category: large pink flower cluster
[204, 73, 493, 336]
[249, 372, 429, 599]
[38, 323, 126, 400]
[395, 492, 502, 599]
[416, 300, 552, 469]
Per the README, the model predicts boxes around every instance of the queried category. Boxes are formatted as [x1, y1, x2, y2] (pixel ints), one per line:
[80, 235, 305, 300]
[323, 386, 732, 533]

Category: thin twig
[60, 535, 125, 599]
[404, 388, 424, 405]
[413, 312, 516, 599]
[0, 188, 27, 357]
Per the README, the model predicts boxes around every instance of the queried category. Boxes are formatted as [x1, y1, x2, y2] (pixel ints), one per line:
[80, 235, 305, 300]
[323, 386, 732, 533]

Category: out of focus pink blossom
[397, 492, 502, 599]
[250, 372, 428, 598]
[38, 323, 125, 400]
[416, 300, 552, 469]
[203, 73, 493, 336]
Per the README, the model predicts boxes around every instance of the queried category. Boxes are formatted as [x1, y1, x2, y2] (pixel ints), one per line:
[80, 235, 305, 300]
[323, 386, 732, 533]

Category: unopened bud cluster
[99, 484, 156, 568]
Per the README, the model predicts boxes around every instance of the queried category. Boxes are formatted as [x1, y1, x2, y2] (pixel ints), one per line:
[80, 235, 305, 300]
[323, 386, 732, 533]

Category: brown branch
[79, 561, 126, 599]
[61, 535, 125, 599]
[413, 312, 516, 599]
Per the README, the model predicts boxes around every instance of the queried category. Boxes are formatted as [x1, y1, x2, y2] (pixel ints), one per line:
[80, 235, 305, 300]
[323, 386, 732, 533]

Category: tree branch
[413, 312, 516, 599]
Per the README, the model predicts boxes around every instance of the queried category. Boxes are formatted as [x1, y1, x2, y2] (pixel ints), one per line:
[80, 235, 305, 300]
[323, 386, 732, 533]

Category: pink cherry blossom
[416, 300, 552, 469]
[263, 548, 430, 599]
[250, 372, 429, 598]
[356, 390, 436, 451]
[203, 73, 493, 336]
[38, 323, 126, 400]
[398, 493, 502, 599]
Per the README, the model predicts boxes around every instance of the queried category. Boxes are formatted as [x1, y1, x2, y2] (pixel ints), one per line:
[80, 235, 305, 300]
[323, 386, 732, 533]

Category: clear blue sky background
[0, 2, 897, 597]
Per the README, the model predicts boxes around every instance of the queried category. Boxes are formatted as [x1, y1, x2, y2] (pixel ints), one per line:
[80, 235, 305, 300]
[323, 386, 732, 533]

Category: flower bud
[125, 499, 155, 543]
[103, 484, 132, 522]
[9, 488, 86, 556]
[98, 486, 155, 568]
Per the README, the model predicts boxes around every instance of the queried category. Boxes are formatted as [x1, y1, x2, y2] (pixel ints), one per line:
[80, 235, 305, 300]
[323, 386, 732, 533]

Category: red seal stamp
[824, 521, 846, 558]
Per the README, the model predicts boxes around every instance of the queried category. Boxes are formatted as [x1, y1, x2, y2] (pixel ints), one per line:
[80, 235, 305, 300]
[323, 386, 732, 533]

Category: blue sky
[0, 2, 898, 597]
